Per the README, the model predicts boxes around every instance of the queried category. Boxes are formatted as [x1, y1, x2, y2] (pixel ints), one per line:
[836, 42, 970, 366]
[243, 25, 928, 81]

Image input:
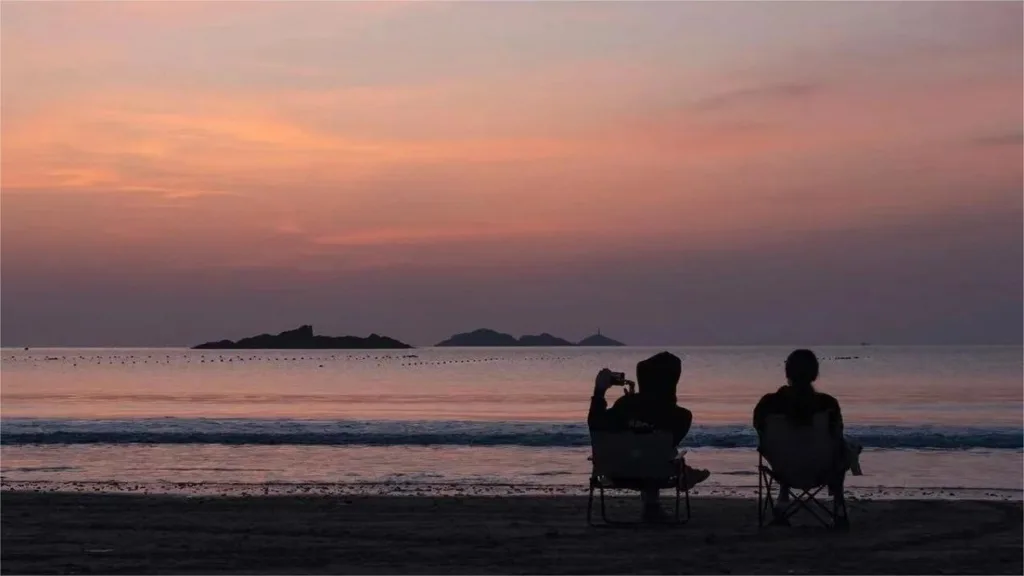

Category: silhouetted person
[753, 349, 851, 526]
[588, 351, 710, 521]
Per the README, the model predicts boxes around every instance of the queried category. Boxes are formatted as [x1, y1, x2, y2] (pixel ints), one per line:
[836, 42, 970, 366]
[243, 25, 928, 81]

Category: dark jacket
[588, 394, 693, 446]
[752, 385, 843, 439]
[587, 352, 693, 446]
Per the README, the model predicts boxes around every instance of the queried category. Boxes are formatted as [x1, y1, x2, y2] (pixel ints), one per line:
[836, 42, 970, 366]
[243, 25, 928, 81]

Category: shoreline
[2, 492, 1021, 574]
[3, 480, 1022, 501]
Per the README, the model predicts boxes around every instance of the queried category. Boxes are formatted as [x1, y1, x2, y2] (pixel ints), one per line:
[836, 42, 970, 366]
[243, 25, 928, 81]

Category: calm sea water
[2, 346, 1021, 498]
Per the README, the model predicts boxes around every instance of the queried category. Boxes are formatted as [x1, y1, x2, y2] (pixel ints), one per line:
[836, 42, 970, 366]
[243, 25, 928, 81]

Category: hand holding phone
[595, 369, 634, 397]
[594, 368, 616, 394]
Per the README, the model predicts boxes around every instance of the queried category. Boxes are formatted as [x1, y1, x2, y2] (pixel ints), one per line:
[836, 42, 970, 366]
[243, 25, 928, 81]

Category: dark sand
[1, 492, 1021, 574]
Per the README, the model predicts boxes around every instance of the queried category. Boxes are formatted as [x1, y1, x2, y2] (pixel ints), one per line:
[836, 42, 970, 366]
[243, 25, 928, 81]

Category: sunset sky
[2, 1, 1021, 347]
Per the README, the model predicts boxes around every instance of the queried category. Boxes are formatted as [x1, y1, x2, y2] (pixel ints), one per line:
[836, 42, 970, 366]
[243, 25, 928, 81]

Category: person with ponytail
[753, 349, 851, 526]
[754, 349, 842, 433]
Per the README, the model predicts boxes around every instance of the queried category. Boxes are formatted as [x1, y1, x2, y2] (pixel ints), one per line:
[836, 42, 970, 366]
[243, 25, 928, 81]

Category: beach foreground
[1, 493, 1021, 575]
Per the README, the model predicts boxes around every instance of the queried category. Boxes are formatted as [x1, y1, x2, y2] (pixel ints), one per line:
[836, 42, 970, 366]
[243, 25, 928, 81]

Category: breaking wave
[2, 419, 1020, 450]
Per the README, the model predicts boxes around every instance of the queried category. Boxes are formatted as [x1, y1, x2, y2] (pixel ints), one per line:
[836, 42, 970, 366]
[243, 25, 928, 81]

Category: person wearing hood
[588, 351, 711, 521]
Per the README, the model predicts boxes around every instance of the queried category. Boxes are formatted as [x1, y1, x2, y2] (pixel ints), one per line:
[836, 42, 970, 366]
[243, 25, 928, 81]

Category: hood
[636, 351, 681, 401]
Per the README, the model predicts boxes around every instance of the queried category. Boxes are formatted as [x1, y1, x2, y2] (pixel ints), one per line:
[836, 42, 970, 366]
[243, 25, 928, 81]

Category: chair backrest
[590, 431, 677, 479]
[760, 412, 836, 489]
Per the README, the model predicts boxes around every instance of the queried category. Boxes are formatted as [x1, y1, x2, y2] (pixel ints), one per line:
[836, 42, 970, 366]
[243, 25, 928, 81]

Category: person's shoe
[681, 467, 711, 490]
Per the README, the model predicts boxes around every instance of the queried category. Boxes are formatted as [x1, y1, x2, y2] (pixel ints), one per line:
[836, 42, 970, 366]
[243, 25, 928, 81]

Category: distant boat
[860, 342, 871, 346]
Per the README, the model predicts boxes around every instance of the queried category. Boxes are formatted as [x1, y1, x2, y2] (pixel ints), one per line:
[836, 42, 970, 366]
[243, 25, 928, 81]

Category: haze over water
[3, 346, 1021, 424]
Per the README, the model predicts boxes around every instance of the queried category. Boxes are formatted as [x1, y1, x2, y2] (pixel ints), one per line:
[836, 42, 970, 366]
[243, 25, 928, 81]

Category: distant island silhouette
[578, 332, 625, 346]
[435, 328, 624, 347]
[193, 325, 412, 349]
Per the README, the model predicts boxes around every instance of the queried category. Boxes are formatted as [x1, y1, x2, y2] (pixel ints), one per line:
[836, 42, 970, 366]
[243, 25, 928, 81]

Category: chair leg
[674, 485, 681, 523]
[599, 485, 609, 524]
[791, 487, 831, 526]
[685, 486, 691, 522]
[588, 487, 693, 528]
[758, 461, 847, 530]
[587, 481, 595, 526]
[759, 467, 776, 528]
[676, 465, 686, 524]
[758, 467, 763, 527]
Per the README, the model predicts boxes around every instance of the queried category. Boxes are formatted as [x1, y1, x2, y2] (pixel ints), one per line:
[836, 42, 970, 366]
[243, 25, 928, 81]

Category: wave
[0, 465, 77, 473]
[2, 419, 1020, 450]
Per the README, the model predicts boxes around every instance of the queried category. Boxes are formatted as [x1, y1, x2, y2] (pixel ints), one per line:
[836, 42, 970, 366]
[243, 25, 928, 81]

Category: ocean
[2, 346, 1021, 499]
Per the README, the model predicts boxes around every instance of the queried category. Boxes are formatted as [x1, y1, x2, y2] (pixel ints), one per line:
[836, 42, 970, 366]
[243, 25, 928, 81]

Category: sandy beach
[1, 492, 1020, 574]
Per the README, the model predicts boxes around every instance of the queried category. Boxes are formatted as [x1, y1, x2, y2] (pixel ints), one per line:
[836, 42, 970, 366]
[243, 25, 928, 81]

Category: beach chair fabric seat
[757, 412, 849, 529]
[587, 431, 691, 526]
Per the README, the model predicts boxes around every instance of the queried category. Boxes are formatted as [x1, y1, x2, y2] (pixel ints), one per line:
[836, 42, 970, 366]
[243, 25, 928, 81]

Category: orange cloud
[3, 1, 1020, 279]
[311, 222, 574, 248]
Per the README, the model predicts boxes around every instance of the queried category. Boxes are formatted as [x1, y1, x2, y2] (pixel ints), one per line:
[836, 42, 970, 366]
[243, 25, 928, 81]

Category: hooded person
[588, 351, 711, 520]
[588, 351, 689, 441]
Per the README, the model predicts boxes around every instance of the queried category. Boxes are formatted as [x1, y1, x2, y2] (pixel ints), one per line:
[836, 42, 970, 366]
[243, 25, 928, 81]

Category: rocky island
[193, 325, 412, 349]
[435, 329, 520, 347]
[435, 328, 624, 347]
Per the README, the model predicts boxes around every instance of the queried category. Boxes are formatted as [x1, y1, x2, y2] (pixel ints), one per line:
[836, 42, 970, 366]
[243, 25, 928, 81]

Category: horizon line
[3, 343, 1021, 350]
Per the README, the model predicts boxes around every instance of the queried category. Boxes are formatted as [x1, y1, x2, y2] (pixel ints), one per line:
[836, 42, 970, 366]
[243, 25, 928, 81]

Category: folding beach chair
[587, 431, 691, 526]
[757, 412, 849, 529]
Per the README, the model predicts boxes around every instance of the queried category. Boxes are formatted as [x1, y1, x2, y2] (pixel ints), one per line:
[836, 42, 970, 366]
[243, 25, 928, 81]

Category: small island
[193, 325, 412, 349]
[578, 332, 625, 346]
[435, 328, 624, 347]
[435, 329, 519, 347]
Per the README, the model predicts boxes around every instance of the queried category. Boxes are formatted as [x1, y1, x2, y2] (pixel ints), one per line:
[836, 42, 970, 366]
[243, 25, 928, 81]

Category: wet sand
[1, 492, 1021, 574]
